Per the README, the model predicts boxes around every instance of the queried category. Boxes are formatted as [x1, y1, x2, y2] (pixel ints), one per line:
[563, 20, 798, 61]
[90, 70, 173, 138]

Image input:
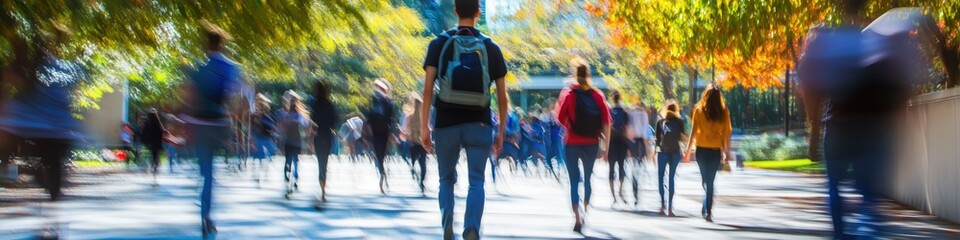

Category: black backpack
[570, 88, 603, 137]
[365, 93, 394, 134]
[657, 118, 683, 153]
[610, 106, 629, 140]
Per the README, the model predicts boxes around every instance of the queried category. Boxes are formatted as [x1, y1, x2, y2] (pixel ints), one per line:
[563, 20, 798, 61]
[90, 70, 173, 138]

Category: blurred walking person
[628, 100, 651, 206]
[557, 58, 612, 233]
[278, 90, 311, 199]
[0, 23, 83, 201]
[364, 79, 396, 195]
[798, 1, 922, 237]
[420, 0, 509, 238]
[402, 94, 427, 194]
[655, 102, 687, 216]
[311, 81, 338, 204]
[180, 22, 240, 238]
[251, 94, 277, 186]
[684, 84, 732, 223]
[606, 90, 632, 205]
[141, 108, 165, 185]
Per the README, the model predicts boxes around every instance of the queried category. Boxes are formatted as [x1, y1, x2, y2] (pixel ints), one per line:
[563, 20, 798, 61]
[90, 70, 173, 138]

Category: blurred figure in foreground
[179, 22, 240, 238]
[0, 23, 83, 201]
[251, 93, 277, 186]
[606, 90, 632, 205]
[655, 101, 687, 216]
[798, 1, 925, 238]
[402, 93, 427, 194]
[628, 99, 651, 206]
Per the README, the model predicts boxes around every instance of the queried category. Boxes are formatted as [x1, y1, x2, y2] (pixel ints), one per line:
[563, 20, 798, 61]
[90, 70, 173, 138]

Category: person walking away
[402, 94, 428, 194]
[655, 102, 687, 216]
[364, 79, 396, 195]
[311, 81, 338, 204]
[420, 0, 509, 237]
[278, 90, 311, 199]
[178, 22, 240, 238]
[0, 23, 83, 201]
[251, 94, 277, 186]
[557, 58, 612, 233]
[544, 98, 566, 170]
[162, 112, 186, 173]
[683, 84, 732, 223]
[627, 100, 651, 206]
[606, 91, 632, 205]
[797, 1, 918, 237]
[141, 108, 165, 185]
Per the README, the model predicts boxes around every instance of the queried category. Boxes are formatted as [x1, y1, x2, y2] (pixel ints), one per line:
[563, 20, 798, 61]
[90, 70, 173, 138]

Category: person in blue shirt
[0, 23, 83, 201]
[179, 23, 241, 238]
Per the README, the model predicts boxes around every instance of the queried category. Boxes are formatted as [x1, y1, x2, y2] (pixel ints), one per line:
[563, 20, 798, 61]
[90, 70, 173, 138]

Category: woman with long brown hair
[684, 84, 732, 223]
[557, 57, 612, 233]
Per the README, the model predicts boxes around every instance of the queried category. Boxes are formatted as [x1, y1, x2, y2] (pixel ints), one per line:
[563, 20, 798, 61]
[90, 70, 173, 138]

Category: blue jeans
[565, 144, 599, 207]
[314, 135, 333, 186]
[434, 123, 493, 235]
[190, 124, 229, 221]
[696, 148, 722, 216]
[164, 143, 178, 172]
[657, 151, 682, 207]
[253, 134, 276, 162]
[824, 123, 891, 239]
[284, 144, 301, 183]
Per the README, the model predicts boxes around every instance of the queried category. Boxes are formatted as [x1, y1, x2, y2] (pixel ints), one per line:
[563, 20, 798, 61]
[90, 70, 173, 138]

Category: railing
[889, 87, 960, 223]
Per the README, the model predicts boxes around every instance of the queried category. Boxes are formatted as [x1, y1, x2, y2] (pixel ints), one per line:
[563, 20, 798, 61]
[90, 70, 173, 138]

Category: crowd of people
[0, 0, 933, 239]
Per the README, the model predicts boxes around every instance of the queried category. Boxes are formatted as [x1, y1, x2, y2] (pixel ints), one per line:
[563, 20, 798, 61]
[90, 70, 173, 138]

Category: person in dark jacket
[311, 81, 338, 203]
[655, 101, 687, 217]
[141, 108, 165, 182]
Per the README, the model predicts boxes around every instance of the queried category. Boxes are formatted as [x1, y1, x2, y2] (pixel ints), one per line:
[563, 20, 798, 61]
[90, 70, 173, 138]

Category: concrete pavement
[1, 155, 958, 239]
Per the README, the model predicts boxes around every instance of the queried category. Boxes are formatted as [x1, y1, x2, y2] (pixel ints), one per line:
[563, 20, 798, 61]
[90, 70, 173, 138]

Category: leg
[826, 156, 849, 238]
[581, 144, 599, 208]
[657, 152, 669, 208]
[37, 139, 70, 200]
[373, 134, 389, 193]
[315, 136, 332, 198]
[462, 124, 493, 235]
[433, 127, 461, 239]
[564, 145, 582, 207]
[415, 146, 427, 191]
[667, 152, 681, 212]
[696, 148, 721, 217]
[192, 125, 228, 223]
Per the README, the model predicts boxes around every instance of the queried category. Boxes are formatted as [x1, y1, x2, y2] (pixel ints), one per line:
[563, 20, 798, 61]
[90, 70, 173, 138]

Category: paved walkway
[2, 155, 959, 239]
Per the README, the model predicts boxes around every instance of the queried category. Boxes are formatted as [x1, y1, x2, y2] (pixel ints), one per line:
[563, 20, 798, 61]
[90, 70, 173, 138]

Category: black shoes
[202, 218, 217, 239]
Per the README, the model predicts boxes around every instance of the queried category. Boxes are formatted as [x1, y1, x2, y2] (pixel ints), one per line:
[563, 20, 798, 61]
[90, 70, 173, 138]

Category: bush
[739, 133, 808, 161]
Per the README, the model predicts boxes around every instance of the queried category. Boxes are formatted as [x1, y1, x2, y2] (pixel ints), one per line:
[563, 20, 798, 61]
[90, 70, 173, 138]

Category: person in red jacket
[556, 57, 612, 233]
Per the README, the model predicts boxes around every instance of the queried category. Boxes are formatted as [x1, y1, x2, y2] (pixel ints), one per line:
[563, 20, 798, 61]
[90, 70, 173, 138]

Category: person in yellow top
[684, 84, 732, 223]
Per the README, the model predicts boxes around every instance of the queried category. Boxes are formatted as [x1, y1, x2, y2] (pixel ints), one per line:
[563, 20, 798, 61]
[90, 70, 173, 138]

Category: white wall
[80, 84, 128, 148]
[890, 88, 960, 223]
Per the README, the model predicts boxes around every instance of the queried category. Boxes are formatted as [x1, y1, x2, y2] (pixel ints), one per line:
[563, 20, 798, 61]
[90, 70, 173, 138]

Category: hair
[313, 81, 331, 103]
[284, 91, 310, 122]
[840, 0, 867, 16]
[696, 84, 728, 122]
[455, 0, 481, 19]
[201, 21, 230, 51]
[611, 90, 622, 103]
[662, 102, 681, 120]
[570, 57, 592, 89]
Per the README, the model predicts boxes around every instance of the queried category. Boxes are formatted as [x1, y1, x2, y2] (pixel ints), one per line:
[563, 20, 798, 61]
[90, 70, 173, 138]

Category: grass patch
[744, 159, 825, 174]
[73, 160, 124, 168]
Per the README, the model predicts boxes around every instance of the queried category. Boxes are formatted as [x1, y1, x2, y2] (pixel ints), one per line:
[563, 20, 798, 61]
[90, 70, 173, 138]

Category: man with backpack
[419, 0, 509, 238]
[364, 78, 396, 195]
[606, 91, 632, 205]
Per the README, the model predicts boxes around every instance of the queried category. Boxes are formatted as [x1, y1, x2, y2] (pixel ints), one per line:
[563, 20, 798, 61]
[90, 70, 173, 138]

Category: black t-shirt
[655, 116, 686, 153]
[423, 26, 508, 129]
[310, 99, 338, 139]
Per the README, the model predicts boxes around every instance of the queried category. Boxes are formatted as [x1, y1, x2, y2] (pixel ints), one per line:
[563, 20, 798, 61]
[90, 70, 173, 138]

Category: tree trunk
[657, 64, 675, 100]
[784, 68, 791, 137]
[689, 67, 698, 113]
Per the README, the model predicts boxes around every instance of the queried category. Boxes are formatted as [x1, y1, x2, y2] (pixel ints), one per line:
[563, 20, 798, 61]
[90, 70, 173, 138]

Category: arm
[684, 114, 698, 160]
[721, 112, 733, 161]
[495, 77, 508, 154]
[420, 67, 437, 152]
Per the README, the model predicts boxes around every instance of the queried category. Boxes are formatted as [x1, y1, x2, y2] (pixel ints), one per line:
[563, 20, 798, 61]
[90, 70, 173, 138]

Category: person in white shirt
[626, 100, 651, 206]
